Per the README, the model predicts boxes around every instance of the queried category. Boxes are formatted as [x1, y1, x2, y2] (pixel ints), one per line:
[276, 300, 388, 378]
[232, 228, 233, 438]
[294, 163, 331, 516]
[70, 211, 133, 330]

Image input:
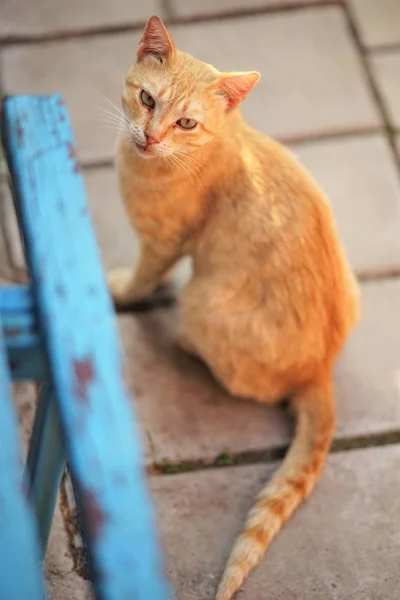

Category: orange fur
[108, 16, 360, 600]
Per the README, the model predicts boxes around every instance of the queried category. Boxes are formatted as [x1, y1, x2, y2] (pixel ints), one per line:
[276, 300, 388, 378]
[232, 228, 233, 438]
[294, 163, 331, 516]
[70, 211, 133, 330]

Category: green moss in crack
[213, 451, 235, 467]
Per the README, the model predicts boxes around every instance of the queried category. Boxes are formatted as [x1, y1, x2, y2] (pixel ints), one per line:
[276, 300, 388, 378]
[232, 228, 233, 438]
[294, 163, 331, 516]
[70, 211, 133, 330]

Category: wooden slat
[0, 321, 47, 599]
[1, 95, 172, 600]
[0, 285, 48, 380]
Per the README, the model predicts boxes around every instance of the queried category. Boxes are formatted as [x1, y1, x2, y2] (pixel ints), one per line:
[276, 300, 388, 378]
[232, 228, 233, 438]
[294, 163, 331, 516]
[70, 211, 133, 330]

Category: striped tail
[216, 374, 335, 600]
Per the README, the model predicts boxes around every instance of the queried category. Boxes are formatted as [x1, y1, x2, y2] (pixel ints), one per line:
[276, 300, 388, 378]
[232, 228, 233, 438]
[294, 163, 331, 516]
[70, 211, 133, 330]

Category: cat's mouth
[135, 143, 157, 158]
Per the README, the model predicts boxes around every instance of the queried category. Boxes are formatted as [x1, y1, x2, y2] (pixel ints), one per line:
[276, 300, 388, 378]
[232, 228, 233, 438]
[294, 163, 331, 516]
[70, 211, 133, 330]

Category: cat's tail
[215, 373, 335, 600]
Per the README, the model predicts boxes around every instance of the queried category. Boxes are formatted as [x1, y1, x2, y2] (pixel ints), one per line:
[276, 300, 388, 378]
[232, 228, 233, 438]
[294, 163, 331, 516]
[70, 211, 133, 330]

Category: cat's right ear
[137, 16, 176, 62]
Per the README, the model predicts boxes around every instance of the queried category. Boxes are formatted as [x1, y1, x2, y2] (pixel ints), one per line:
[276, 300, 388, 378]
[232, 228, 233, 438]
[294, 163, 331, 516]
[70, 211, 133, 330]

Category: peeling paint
[82, 488, 106, 542]
[73, 357, 95, 404]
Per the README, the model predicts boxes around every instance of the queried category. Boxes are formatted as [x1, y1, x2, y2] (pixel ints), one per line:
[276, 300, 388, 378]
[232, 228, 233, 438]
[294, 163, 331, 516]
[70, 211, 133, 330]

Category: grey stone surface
[118, 310, 292, 464]
[291, 134, 400, 274]
[170, 7, 381, 141]
[1, 8, 381, 163]
[13, 382, 37, 454]
[0, 0, 163, 37]
[116, 279, 400, 464]
[0, 180, 26, 275]
[151, 445, 400, 600]
[170, 0, 327, 18]
[334, 278, 400, 438]
[349, 0, 400, 48]
[84, 166, 137, 271]
[46, 503, 92, 600]
[370, 51, 400, 130]
[1, 33, 140, 164]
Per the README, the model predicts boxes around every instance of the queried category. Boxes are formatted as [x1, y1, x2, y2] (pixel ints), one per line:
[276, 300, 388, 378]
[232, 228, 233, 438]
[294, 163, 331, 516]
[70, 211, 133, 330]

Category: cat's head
[121, 16, 260, 159]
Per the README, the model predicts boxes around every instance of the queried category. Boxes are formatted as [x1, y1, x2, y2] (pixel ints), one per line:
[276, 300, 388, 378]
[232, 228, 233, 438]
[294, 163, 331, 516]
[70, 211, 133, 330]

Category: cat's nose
[145, 134, 159, 146]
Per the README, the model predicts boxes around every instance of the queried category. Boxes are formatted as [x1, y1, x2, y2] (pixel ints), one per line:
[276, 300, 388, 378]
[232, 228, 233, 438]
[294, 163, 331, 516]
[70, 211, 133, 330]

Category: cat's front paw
[107, 268, 142, 305]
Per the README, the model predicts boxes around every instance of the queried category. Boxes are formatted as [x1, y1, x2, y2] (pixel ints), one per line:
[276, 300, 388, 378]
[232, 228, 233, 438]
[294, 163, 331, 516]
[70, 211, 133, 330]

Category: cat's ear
[137, 16, 176, 62]
[214, 72, 260, 111]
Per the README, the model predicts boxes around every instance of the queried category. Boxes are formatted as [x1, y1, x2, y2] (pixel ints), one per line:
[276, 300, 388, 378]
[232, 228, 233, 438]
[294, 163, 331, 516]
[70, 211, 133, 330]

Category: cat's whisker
[169, 153, 197, 182]
[173, 152, 202, 185]
[174, 149, 203, 175]
[98, 118, 131, 132]
[168, 154, 188, 178]
[102, 117, 129, 127]
[99, 116, 129, 129]
[98, 120, 130, 134]
[97, 107, 129, 126]
[163, 155, 175, 174]
[99, 96, 128, 119]
[97, 107, 133, 137]
[97, 102, 132, 132]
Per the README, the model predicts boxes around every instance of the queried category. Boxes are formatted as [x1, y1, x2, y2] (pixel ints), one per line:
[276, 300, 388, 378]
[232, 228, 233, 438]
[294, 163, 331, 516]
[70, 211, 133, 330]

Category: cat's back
[208, 121, 360, 335]
[239, 125, 329, 213]
[218, 123, 339, 249]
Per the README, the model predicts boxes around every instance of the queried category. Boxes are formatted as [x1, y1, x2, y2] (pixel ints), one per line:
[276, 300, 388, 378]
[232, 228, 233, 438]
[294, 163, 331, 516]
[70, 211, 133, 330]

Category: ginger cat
[108, 15, 360, 600]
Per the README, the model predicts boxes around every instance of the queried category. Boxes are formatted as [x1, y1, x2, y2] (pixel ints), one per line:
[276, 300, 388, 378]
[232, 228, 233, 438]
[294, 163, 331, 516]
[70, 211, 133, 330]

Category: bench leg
[25, 383, 66, 553]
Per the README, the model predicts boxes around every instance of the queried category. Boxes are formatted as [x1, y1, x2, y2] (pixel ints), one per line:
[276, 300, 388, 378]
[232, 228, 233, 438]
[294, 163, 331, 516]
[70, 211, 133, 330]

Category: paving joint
[344, 2, 400, 177]
[356, 268, 400, 282]
[366, 42, 400, 55]
[0, 1, 343, 47]
[59, 429, 400, 582]
[148, 430, 400, 475]
[79, 126, 383, 173]
[162, 0, 175, 21]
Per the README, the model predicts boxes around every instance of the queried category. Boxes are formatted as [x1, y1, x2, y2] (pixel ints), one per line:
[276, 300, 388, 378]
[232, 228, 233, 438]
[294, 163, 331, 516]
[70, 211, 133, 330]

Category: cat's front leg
[108, 241, 180, 306]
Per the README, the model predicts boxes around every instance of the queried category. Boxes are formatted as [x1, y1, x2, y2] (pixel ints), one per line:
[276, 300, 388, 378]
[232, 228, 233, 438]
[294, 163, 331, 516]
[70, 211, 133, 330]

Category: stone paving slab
[0, 0, 163, 38]
[291, 133, 400, 274]
[13, 381, 37, 453]
[334, 278, 400, 438]
[118, 310, 292, 464]
[370, 51, 400, 130]
[116, 278, 400, 464]
[170, 0, 328, 19]
[46, 503, 92, 600]
[349, 0, 400, 48]
[170, 7, 380, 141]
[84, 167, 136, 271]
[150, 445, 400, 600]
[0, 33, 140, 165]
[1, 7, 381, 164]
[0, 180, 26, 275]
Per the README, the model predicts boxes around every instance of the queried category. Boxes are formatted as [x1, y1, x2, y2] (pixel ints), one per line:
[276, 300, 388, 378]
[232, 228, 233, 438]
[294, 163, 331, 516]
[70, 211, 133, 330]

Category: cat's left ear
[214, 71, 260, 112]
[137, 16, 176, 62]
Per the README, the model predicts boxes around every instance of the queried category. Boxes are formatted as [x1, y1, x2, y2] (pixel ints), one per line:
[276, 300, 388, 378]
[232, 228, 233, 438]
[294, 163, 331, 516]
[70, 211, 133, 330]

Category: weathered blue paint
[0, 284, 48, 380]
[2, 95, 173, 600]
[0, 287, 63, 552]
[0, 325, 47, 599]
[26, 384, 65, 551]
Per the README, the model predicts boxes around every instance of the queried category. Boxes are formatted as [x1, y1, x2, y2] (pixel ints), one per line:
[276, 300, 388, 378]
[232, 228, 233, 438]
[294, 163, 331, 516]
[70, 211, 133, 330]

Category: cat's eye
[176, 118, 197, 130]
[140, 90, 155, 109]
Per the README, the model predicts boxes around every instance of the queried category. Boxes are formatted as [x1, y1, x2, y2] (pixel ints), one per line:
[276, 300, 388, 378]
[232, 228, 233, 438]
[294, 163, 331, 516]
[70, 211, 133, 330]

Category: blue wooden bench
[0, 95, 173, 600]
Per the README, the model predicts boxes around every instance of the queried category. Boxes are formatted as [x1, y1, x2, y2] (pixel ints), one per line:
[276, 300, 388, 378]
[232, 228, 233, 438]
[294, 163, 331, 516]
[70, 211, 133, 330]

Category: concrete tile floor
[1, 1, 400, 599]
